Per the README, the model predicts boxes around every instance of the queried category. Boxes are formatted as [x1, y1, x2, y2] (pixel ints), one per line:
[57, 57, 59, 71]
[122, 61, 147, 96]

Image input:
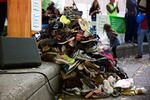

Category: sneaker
[60, 15, 71, 25]
[81, 75, 95, 89]
[55, 54, 75, 64]
[84, 61, 99, 70]
[135, 55, 142, 59]
[58, 36, 75, 44]
[85, 90, 95, 98]
[107, 75, 116, 87]
[103, 79, 114, 94]
[61, 71, 77, 80]
[85, 45, 98, 53]
[80, 36, 98, 43]
[134, 87, 147, 95]
[75, 31, 84, 41]
[66, 60, 80, 74]
[78, 18, 88, 31]
[92, 74, 105, 85]
[112, 88, 121, 97]
[121, 88, 135, 96]
[73, 50, 96, 61]
[92, 92, 110, 99]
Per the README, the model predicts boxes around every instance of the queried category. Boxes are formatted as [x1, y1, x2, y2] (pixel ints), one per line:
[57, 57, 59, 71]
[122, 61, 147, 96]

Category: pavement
[63, 54, 150, 100]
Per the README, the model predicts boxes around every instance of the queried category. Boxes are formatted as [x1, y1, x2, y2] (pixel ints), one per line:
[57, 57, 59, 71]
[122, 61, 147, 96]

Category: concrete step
[117, 43, 149, 58]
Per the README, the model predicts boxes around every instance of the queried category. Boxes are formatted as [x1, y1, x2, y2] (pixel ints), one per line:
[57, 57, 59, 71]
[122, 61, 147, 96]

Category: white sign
[96, 14, 110, 34]
[31, 0, 41, 31]
[96, 14, 110, 46]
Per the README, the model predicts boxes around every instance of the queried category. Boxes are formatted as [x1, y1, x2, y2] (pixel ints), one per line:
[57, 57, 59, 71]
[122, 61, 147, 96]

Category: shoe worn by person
[135, 55, 142, 59]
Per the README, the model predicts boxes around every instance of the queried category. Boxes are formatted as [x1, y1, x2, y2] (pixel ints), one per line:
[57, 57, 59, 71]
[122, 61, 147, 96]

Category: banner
[31, 0, 42, 31]
[109, 16, 126, 34]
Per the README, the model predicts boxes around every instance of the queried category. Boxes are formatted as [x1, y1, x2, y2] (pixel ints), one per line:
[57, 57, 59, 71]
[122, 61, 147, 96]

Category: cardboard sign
[31, 0, 42, 31]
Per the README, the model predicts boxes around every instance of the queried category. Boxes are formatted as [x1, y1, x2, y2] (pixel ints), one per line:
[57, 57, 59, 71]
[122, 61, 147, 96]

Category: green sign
[109, 16, 126, 34]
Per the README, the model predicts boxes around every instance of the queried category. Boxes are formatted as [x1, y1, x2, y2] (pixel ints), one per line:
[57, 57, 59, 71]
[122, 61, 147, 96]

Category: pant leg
[147, 14, 150, 30]
[112, 46, 117, 58]
[125, 15, 136, 42]
[0, 3, 7, 36]
[137, 30, 146, 56]
[146, 31, 150, 56]
[125, 14, 130, 42]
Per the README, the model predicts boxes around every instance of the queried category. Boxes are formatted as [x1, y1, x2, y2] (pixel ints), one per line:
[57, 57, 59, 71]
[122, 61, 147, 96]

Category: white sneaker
[103, 79, 114, 94]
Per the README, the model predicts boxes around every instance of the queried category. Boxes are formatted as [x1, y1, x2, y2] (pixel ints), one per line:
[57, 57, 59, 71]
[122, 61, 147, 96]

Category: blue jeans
[137, 29, 150, 56]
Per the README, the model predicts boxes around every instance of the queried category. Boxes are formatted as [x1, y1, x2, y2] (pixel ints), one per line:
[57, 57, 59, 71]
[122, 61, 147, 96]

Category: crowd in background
[0, 0, 150, 59]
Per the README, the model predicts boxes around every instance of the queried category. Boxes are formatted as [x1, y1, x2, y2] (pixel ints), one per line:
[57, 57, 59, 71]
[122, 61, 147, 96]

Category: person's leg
[112, 46, 117, 58]
[0, 3, 7, 36]
[136, 30, 146, 58]
[133, 15, 138, 43]
[146, 31, 150, 58]
[147, 13, 150, 30]
[126, 15, 133, 42]
[125, 14, 130, 42]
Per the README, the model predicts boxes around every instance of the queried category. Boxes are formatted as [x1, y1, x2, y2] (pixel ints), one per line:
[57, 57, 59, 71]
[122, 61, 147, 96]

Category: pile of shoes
[64, 0, 83, 18]
[33, 8, 146, 99]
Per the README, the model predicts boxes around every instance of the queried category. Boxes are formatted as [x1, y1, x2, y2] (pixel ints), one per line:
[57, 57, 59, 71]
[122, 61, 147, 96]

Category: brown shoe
[84, 61, 99, 70]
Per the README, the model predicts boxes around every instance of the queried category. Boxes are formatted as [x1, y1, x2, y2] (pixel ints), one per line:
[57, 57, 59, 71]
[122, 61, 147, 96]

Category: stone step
[117, 43, 149, 58]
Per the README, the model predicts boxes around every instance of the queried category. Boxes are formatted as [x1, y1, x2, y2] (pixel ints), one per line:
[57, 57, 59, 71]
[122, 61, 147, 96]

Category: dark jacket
[126, 0, 137, 16]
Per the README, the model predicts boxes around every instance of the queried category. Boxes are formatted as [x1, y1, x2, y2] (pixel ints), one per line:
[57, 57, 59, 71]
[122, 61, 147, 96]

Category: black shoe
[135, 55, 142, 59]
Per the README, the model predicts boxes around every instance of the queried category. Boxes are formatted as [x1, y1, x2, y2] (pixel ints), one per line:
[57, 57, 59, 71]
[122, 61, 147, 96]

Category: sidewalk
[64, 54, 150, 100]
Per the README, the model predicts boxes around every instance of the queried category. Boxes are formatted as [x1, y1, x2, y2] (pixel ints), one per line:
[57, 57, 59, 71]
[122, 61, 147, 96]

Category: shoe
[81, 75, 95, 89]
[107, 75, 116, 86]
[103, 79, 114, 94]
[61, 71, 77, 80]
[92, 74, 105, 85]
[80, 35, 98, 43]
[135, 55, 142, 59]
[121, 88, 135, 96]
[78, 18, 89, 31]
[66, 61, 80, 74]
[53, 21, 64, 30]
[57, 31, 75, 45]
[134, 87, 147, 95]
[60, 15, 71, 25]
[84, 61, 99, 70]
[55, 54, 75, 64]
[58, 36, 75, 45]
[112, 88, 121, 97]
[73, 50, 96, 61]
[92, 92, 110, 99]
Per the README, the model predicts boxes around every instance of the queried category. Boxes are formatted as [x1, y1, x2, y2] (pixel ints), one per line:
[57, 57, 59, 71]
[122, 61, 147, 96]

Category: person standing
[146, 0, 150, 59]
[135, 13, 150, 59]
[125, 0, 138, 43]
[106, 0, 119, 16]
[103, 24, 120, 58]
[0, 0, 7, 36]
[135, 0, 150, 59]
[89, 0, 101, 21]
[146, 0, 150, 32]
